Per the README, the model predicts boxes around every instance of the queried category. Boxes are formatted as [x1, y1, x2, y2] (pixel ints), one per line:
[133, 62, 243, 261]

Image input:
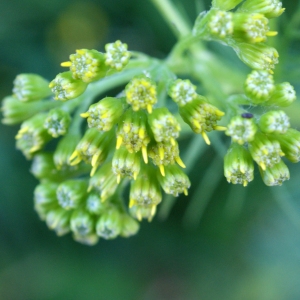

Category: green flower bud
[260, 160, 289, 186]
[34, 182, 59, 220]
[179, 96, 225, 145]
[269, 129, 300, 163]
[233, 13, 277, 43]
[120, 214, 140, 238]
[125, 75, 157, 113]
[248, 131, 284, 170]
[12, 74, 52, 102]
[81, 97, 127, 131]
[70, 209, 94, 236]
[56, 179, 88, 210]
[244, 70, 275, 103]
[168, 79, 197, 106]
[46, 208, 71, 236]
[73, 233, 99, 246]
[96, 207, 122, 239]
[148, 140, 186, 176]
[129, 166, 162, 210]
[157, 164, 191, 196]
[116, 109, 150, 163]
[129, 204, 157, 222]
[86, 193, 109, 215]
[224, 143, 254, 186]
[112, 147, 141, 183]
[233, 42, 279, 72]
[259, 110, 289, 134]
[193, 9, 233, 40]
[49, 71, 88, 101]
[212, 0, 243, 11]
[53, 133, 81, 170]
[44, 108, 71, 138]
[239, 0, 285, 19]
[265, 82, 296, 107]
[148, 107, 181, 144]
[105, 40, 131, 71]
[1, 96, 52, 125]
[15, 113, 51, 159]
[225, 115, 257, 145]
[61, 49, 108, 83]
[88, 162, 118, 201]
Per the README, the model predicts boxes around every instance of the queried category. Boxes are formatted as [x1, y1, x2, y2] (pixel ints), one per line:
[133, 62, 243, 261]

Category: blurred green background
[1, 0, 300, 299]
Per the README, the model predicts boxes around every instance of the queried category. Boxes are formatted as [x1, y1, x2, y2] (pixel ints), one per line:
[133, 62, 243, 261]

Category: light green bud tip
[212, 0, 243, 11]
[81, 97, 126, 132]
[233, 13, 277, 43]
[224, 143, 254, 186]
[248, 131, 284, 170]
[148, 107, 181, 144]
[125, 75, 157, 114]
[96, 207, 122, 239]
[239, 0, 285, 19]
[244, 70, 274, 103]
[260, 160, 289, 186]
[112, 147, 141, 183]
[46, 208, 71, 236]
[105, 40, 131, 71]
[49, 71, 88, 101]
[168, 79, 197, 106]
[116, 109, 150, 163]
[234, 43, 279, 73]
[70, 209, 94, 236]
[44, 108, 71, 138]
[157, 164, 191, 196]
[120, 214, 140, 237]
[73, 233, 99, 246]
[259, 110, 290, 134]
[266, 82, 296, 107]
[269, 129, 300, 163]
[86, 193, 108, 215]
[15, 113, 51, 159]
[61, 49, 108, 83]
[88, 162, 118, 201]
[179, 96, 226, 145]
[56, 180, 88, 210]
[225, 115, 257, 145]
[13, 74, 52, 102]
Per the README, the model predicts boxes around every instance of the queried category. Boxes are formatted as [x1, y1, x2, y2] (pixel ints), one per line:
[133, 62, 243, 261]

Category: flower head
[44, 108, 71, 137]
[266, 82, 296, 107]
[259, 160, 289, 186]
[46, 208, 72, 236]
[168, 79, 197, 106]
[105, 40, 131, 71]
[259, 110, 290, 134]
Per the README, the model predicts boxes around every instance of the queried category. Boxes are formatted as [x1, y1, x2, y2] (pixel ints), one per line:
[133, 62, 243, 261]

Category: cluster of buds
[193, 0, 284, 72]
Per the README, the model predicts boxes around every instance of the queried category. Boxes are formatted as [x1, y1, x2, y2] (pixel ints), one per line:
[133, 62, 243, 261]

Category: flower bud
[224, 143, 254, 186]
[56, 179, 88, 210]
[120, 214, 140, 237]
[12, 74, 52, 102]
[125, 75, 157, 113]
[86, 193, 109, 215]
[49, 71, 88, 101]
[225, 115, 257, 145]
[244, 70, 275, 103]
[61, 49, 108, 83]
[96, 207, 122, 239]
[46, 208, 71, 236]
[73, 233, 99, 246]
[259, 110, 289, 134]
[15, 113, 51, 159]
[44, 108, 71, 138]
[248, 131, 284, 170]
[105, 40, 131, 71]
[179, 96, 225, 145]
[239, 0, 285, 19]
[70, 209, 94, 236]
[260, 160, 289, 186]
[266, 82, 296, 107]
[112, 147, 141, 183]
[157, 164, 191, 196]
[212, 0, 243, 11]
[148, 107, 181, 144]
[129, 204, 157, 222]
[116, 109, 150, 163]
[81, 97, 126, 131]
[168, 79, 197, 106]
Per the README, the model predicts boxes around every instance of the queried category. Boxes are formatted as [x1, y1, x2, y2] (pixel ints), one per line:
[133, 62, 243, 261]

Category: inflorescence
[1, 0, 298, 245]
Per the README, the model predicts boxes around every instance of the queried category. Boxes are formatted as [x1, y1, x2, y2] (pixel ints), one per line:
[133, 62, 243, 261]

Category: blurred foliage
[1, 0, 300, 299]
